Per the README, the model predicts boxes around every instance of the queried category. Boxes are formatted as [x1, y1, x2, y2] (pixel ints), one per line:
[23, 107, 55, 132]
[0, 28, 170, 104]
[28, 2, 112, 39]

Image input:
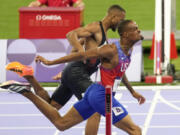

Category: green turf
[83, 0, 156, 38]
[0, 0, 179, 38]
[84, 0, 156, 38]
[177, 0, 180, 29]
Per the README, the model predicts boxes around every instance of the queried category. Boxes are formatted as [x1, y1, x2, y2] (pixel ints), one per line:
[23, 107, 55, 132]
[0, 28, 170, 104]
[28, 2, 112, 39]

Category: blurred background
[0, 2, 180, 135]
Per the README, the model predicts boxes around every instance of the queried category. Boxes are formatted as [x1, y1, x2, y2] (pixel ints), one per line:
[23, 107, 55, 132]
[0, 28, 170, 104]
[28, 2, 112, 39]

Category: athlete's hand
[52, 72, 62, 80]
[132, 91, 146, 105]
[35, 55, 51, 65]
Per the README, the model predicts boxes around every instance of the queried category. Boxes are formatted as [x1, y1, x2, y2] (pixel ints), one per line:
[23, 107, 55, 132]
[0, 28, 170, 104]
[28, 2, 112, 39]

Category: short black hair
[108, 5, 126, 13]
[117, 20, 132, 36]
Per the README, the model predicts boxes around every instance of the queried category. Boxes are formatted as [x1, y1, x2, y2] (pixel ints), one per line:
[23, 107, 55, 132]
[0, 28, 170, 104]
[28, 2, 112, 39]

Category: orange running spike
[6, 61, 34, 77]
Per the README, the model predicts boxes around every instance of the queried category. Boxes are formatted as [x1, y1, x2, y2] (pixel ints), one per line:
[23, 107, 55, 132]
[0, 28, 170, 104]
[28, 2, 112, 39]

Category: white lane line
[0, 114, 43, 117]
[117, 86, 180, 90]
[159, 94, 180, 111]
[149, 125, 180, 128]
[1, 112, 180, 117]
[0, 100, 180, 105]
[1, 125, 180, 130]
[129, 112, 180, 116]
[0, 126, 103, 130]
[151, 112, 180, 115]
[0, 127, 55, 130]
[53, 130, 59, 135]
[0, 113, 66, 117]
[142, 89, 160, 135]
[0, 102, 31, 104]
[1, 86, 180, 92]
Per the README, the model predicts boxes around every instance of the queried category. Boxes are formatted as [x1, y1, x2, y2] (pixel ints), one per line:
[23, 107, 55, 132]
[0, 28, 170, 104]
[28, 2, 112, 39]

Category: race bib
[112, 107, 124, 116]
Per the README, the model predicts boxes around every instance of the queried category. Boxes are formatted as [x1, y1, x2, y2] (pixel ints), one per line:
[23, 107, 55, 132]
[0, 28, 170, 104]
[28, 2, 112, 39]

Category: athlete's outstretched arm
[35, 44, 115, 65]
[122, 74, 145, 104]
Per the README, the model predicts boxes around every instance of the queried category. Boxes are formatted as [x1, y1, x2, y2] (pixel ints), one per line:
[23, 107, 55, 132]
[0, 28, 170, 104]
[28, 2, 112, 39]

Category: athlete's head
[118, 20, 144, 43]
[107, 5, 126, 31]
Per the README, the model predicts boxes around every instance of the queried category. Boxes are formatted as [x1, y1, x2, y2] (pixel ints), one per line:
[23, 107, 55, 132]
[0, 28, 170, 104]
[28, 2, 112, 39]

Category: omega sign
[36, 15, 62, 21]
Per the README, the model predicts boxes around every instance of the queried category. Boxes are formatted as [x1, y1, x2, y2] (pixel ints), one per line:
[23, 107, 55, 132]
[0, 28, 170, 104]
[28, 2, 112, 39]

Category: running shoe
[6, 61, 34, 77]
[0, 80, 31, 94]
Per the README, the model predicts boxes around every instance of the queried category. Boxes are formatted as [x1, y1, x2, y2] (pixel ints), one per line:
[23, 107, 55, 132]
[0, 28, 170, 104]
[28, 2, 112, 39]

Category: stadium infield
[0, 0, 180, 38]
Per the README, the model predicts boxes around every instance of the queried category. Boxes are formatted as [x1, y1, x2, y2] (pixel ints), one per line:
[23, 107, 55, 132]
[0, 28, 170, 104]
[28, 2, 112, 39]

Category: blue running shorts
[74, 83, 128, 124]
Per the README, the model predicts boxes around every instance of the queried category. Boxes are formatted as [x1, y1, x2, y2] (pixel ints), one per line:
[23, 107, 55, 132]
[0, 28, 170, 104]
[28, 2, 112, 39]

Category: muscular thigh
[74, 96, 96, 120]
[61, 107, 84, 129]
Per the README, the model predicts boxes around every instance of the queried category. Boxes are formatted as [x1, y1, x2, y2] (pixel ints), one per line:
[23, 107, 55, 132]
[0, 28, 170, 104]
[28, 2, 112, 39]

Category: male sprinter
[3, 5, 126, 135]
[2, 20, 145, 135]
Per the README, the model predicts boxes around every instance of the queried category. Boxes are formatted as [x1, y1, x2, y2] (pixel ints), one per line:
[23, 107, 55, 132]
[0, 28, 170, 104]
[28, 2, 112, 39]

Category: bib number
[112, 107, 124, 116]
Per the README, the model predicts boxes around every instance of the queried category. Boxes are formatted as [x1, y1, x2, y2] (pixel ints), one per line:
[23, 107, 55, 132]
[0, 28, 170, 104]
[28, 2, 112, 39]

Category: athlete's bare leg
[24, 75, 101, 135]
[23, 75, 101, 135]
[5, 62, 101, 134]
[85, 112, 101, 135]
[24, 75, 63, 110]
[24, 76, 50, 101]
[22, 91, 84, 131]
[114, 115, 142, 135]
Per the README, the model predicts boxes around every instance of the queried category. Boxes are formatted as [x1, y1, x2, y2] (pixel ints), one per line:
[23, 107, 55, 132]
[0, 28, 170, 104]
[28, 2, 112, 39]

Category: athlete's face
[111, 11, 125, 31]
[125, 21, 144, 41]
